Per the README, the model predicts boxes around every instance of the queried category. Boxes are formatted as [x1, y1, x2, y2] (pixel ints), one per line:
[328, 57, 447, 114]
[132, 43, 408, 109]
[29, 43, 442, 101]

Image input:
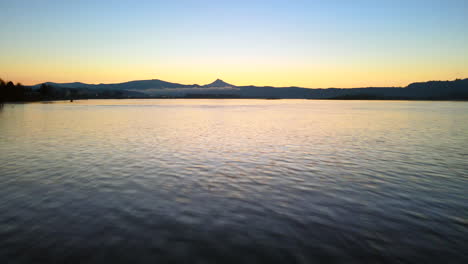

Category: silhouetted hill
[96, 79, 201, 90]
[33, 79, 200, 90]
[28, 78, 468, 100]
[40, 82, 93, 89]
[203, 79, 234, 88]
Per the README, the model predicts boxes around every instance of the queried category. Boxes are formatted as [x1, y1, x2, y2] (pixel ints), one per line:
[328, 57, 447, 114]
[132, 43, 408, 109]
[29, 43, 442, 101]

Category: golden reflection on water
[2, 99, 466, 184]
[3, 99, 467, 158]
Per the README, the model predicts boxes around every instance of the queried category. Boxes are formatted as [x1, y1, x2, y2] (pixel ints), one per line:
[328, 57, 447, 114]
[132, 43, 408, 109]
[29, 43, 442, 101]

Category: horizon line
[25, 77, 468, 89]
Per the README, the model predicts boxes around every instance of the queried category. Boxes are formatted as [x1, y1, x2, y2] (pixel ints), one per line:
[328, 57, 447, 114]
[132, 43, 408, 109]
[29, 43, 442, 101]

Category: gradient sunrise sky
[1, 0, 467, 87]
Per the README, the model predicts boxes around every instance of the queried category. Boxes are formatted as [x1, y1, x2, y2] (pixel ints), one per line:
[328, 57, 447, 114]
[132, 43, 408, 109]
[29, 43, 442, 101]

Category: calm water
[0, 99, 467, 263]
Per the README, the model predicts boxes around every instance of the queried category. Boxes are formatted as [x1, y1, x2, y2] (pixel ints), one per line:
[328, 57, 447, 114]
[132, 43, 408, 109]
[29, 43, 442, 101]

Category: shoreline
[2, 97, 468, 105]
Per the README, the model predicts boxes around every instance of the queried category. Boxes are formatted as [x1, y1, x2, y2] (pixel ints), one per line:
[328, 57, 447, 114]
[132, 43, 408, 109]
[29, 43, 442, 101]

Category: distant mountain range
[31, 78, 468, 100]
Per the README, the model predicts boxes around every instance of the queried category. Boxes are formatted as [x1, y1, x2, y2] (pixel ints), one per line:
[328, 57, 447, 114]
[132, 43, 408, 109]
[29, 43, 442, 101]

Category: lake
[0, 99, 467, 263]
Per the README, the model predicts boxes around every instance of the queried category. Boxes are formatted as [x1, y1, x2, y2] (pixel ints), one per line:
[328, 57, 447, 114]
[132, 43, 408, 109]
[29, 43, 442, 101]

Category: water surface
[1, 99, 467, 263]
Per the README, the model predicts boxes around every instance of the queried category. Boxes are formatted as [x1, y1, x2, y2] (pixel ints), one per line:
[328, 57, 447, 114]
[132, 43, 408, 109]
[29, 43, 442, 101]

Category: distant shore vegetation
[0, 78, 31, 102]
[1, 78, 70, 102]
[1, 77, 468, 102]
[0, 78, 126, 102]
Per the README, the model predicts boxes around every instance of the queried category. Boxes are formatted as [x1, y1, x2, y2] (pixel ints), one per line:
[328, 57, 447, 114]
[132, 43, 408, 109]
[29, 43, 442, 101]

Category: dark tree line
[0, 79, 94, 102]
[1, 78, 129, 102]
[0, 78, 81, 102]
[0, 78, 33, 102]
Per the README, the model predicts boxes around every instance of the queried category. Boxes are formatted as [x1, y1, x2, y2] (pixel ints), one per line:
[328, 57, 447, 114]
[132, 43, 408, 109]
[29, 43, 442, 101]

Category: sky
[0, 0, 467, 87]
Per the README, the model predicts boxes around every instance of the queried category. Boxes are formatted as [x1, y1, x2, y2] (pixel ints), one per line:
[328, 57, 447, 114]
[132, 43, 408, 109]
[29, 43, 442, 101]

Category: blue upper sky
[1, 0, 467, 87]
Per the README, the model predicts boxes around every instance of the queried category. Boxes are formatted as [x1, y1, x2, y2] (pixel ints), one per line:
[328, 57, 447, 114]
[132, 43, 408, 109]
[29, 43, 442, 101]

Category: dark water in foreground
[0, 99, 467, 263]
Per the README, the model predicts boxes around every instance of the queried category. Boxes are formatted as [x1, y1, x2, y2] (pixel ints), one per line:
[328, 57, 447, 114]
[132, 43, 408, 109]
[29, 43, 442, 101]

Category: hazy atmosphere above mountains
[1, 0, 467, 87]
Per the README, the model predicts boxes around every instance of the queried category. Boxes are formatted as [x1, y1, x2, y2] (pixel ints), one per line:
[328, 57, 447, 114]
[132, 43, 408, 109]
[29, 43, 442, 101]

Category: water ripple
[0, 100, 467, 263]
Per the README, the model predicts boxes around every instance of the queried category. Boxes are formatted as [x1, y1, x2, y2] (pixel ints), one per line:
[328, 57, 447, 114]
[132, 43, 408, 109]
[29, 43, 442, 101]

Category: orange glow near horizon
[2, 64, 466, 88]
